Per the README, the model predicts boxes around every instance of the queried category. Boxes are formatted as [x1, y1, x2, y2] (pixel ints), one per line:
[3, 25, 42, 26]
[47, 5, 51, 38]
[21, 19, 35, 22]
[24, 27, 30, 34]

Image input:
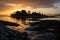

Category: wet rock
[0, 24, 30, 40]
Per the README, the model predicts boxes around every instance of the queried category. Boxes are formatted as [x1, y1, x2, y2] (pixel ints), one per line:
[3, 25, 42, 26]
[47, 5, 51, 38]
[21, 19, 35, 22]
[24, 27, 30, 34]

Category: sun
[17, 9, 21, 11]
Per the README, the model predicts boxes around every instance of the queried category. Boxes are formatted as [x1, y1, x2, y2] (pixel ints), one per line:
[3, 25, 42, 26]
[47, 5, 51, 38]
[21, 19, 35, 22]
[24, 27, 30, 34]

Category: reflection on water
[0, 16, 30, 32]
[0, 16, 60, 40]
[40, 18, 60, 21]
[0, 17, 17, 23]
[0, 16, 60, 32]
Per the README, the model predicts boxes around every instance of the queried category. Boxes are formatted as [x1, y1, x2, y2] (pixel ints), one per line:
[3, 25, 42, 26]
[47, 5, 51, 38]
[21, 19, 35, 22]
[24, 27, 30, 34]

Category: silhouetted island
[11, 10, 48, 19]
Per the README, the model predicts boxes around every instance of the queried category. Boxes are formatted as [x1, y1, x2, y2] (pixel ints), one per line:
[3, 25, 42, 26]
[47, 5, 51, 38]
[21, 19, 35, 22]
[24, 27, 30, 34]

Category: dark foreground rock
[0, 20, 19, 26]
[26, 20, 60, 40]
[0, 20, 60, 40]
[0, 24, 30, 40]
[26, 31, 56, 40]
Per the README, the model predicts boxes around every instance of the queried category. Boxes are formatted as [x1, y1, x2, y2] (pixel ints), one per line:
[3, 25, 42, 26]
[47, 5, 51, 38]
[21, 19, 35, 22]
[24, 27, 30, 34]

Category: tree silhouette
[11, 10, 48, 20]
[11, 10, 27, 20]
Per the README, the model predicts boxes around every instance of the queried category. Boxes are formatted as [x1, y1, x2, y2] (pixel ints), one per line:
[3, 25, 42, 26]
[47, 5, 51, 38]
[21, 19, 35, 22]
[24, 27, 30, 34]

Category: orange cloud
[0, 0, 60, 15]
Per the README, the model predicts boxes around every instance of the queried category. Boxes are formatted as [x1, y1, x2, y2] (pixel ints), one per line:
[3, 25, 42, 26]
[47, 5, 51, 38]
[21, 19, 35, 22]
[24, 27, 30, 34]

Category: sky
[0, 0, 60, 15]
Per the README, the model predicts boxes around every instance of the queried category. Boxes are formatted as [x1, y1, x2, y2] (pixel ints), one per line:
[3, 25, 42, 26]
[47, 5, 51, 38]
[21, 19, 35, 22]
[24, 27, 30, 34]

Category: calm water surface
[0, 16, 30, 32]
[0, 16, 60, 40]
[0, 16, 60, 32]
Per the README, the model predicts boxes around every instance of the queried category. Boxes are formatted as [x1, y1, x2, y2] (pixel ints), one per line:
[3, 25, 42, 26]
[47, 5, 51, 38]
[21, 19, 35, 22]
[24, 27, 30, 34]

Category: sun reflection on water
[0, 17, 30, 32]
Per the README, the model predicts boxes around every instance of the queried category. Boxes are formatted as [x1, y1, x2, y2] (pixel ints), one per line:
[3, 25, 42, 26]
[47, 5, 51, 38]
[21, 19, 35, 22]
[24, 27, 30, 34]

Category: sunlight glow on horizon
[0, 3, 60, 16]
[0, 0, 60, 16]
[0, 8, 59, 16]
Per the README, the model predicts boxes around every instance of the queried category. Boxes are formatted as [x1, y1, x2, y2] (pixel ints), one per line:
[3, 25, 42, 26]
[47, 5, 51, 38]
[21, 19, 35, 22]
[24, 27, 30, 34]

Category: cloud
[0, 0, 60, 8]
[0, 2, 13, 11]
[0, 2, 21, 12]
[0, 0, 60, 12]
[24, 0, 60, 8]
[5, 3, 17, 6]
